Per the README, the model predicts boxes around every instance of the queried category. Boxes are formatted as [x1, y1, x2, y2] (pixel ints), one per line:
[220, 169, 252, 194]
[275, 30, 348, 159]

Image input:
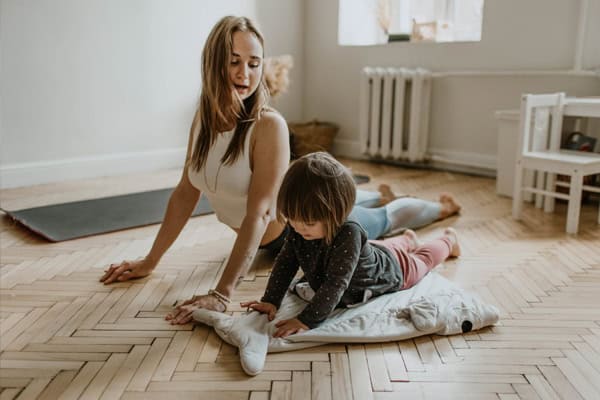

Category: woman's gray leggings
[349, 189, 441, 239]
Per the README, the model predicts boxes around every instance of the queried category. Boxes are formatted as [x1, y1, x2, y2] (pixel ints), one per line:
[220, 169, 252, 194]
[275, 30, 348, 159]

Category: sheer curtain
[339, 0, 484, 45]
[338, 0, 388, 46]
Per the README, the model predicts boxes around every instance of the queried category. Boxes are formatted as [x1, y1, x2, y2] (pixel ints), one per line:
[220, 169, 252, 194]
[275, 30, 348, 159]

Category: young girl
[242, 152, 461, 338]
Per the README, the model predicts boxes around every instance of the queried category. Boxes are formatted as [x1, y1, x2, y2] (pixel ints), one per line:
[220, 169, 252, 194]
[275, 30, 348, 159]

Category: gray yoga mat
[353, 174, 370, 185]
[2, 188, 213, 242]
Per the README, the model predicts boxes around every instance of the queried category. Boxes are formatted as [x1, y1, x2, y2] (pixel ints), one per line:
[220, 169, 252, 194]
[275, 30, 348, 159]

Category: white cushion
[193, 272, 499, 375]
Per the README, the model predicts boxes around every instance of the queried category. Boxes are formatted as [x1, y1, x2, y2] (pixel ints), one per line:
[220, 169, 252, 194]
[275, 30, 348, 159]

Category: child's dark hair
[277, 152, 356, 244]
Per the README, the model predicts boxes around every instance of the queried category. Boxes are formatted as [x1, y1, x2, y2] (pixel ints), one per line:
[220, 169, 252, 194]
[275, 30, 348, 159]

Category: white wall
[303, 0, 600, 174]
[0, 0, 304, 188]
[2, 0, 599, 189]
[255, 2, 304, 123]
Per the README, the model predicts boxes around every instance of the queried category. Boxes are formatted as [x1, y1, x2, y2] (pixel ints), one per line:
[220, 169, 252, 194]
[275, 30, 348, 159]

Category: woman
[102, 16, 288, 316]
[100, 16, 461, 322]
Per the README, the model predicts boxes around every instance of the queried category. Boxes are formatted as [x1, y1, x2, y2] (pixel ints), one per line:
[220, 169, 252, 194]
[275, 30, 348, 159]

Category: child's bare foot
[438, 193, 462, 219]
[402, 229, 421, 251]
[443, 227, 461, 258]
[378, 184, 397, 206]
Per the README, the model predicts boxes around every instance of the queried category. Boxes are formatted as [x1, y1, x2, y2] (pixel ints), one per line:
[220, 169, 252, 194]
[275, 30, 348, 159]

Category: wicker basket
[288, 120, 339, 158]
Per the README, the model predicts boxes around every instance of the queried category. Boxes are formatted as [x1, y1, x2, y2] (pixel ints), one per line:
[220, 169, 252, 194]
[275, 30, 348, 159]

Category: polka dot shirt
[261, 221, 403, 328]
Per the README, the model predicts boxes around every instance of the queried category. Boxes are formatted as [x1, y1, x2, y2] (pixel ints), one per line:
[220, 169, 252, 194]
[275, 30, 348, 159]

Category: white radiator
[359, 67, 432, 162]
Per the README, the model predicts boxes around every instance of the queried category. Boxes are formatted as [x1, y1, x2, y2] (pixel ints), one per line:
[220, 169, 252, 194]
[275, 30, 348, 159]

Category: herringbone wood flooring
[1, 159, 599, 399]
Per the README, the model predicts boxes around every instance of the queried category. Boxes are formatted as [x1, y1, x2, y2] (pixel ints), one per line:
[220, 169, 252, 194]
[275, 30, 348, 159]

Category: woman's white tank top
[187, 124, 254, 229]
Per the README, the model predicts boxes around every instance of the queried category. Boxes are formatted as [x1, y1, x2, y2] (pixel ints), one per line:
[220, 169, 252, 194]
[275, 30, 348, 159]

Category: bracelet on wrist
[208, 289, 231, 308]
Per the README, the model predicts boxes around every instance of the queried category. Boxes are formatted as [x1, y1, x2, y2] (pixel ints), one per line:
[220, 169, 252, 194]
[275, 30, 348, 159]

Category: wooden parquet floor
[1, 159, 599, 399]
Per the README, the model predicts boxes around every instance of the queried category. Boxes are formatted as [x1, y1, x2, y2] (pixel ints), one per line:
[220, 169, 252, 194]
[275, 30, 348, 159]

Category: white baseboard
[428, 148, 497, 177]
[2, 142, 499, 189]
[0, 148, 187, 189]
[332, 139, 497, 177]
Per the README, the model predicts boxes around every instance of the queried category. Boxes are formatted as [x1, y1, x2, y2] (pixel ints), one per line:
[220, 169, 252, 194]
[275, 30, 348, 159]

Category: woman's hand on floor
[100, 257, 156, 284]
[165, 294, 226, 325]
[240, 300, 277, 321]
[273, 318, 309, 338]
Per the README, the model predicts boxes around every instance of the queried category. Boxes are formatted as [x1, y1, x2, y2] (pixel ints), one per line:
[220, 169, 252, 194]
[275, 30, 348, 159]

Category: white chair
[512, 93, 600, 234]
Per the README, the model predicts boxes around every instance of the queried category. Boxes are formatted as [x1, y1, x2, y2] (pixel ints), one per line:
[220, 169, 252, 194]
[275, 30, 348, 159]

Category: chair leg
[566, 172, 583, 234]
[523, 169, 534, 203]
[535, 170, 545, 208]
[544, 172, 556, 213]
[512, 160, 524, 220]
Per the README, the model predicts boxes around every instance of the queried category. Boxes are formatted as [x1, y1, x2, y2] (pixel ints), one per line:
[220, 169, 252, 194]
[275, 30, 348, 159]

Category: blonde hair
[277, 152, 356, 244]
[190, 16, 270, 171]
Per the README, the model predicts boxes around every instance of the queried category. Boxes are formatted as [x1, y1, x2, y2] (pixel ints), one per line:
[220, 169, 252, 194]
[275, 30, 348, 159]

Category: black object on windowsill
[388, 33, 411, 42]
[563, 131, 597, 152]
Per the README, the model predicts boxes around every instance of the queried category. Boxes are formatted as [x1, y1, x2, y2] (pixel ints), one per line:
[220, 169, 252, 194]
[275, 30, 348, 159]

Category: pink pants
[370, 235, 452, 289]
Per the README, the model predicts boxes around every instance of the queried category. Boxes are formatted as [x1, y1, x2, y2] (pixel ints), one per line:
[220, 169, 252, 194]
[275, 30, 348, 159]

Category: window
[338, 0, 484, 46]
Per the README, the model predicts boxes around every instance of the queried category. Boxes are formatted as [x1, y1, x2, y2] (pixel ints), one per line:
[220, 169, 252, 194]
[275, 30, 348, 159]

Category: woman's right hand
[240, 300, 277, 321]
[100, 257, 157, 284]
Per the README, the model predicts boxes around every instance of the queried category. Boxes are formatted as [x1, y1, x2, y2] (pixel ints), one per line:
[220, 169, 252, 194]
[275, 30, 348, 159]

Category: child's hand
[273, 318, 309, 338]
[240, 300, 277, 321]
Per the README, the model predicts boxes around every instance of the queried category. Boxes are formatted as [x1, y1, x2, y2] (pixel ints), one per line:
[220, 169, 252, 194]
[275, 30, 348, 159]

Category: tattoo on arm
[241, 251, 255, 274]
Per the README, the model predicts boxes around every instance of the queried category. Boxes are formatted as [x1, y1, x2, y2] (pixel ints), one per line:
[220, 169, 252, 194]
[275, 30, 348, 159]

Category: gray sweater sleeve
[297, 223, 363, 328]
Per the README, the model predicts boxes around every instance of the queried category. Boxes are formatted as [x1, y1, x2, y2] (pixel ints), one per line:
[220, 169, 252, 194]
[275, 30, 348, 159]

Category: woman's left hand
[273, 318, 309, 338]
[165, 294, 226, 325]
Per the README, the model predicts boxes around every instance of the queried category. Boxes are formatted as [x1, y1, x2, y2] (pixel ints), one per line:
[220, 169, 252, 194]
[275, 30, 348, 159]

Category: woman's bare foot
[438, 193, 462, 219]
[402, 229, 421, 252]
[378, 184, 397, 206]
[443, 227, 461, 258]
